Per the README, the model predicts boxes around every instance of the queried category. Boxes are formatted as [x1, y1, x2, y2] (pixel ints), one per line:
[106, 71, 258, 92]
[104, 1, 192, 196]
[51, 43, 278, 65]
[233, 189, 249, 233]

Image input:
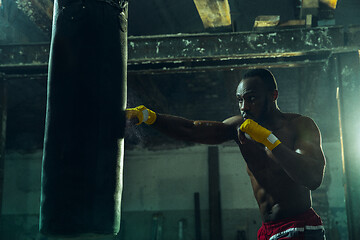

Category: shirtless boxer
[126, 68, 326, 240]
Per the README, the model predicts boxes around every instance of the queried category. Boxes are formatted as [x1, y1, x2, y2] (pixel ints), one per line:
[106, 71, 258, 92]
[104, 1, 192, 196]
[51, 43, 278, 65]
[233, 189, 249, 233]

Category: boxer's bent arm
[269, 117, 325, 190]
[152, 113, 239, 144]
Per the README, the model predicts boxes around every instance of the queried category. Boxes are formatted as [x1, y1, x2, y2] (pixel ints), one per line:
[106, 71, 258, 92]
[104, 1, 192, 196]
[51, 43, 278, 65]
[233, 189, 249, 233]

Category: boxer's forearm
[270, 145, 325, 190]
[154, 113, 232, 144]
[126, 105, 234, 144]
[152, 113, 198, 141]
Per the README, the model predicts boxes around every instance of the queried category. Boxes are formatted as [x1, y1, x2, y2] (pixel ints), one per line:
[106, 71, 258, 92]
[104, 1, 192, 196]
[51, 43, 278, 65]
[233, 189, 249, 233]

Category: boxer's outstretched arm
[126, 105, 240, 144]
[153, 113, 239, 144]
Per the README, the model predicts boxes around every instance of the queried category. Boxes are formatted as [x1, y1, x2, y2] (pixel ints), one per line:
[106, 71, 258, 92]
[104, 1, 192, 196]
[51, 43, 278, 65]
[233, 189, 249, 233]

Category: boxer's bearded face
[236, 77, 271, 123]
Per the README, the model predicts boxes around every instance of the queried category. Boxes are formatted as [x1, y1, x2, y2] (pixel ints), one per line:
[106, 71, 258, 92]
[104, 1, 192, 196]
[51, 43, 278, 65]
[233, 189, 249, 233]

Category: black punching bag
[40, 0, 128, 237]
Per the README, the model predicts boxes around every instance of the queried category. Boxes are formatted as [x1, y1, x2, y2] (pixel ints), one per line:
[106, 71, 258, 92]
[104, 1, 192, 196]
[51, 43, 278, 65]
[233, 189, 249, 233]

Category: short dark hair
[242, 69, 278, 92]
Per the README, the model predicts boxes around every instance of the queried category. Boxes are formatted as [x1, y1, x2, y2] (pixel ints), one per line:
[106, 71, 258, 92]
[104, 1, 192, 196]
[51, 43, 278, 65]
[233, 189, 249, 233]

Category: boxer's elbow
[307, 177, 322, 191]
[163, 120, 231, 144]
[307, 167, 325, 191]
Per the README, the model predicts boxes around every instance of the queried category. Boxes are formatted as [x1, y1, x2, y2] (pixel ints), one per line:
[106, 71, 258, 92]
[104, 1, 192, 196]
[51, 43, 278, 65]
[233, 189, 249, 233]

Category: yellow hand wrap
[239, 119, 281, 151]
[125, 105, 157, 125]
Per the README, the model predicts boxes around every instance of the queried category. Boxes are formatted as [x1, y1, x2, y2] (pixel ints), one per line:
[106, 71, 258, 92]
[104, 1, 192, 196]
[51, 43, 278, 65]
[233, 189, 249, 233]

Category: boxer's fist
[126, 105, 157, 125]
[239, 119, 281, 150]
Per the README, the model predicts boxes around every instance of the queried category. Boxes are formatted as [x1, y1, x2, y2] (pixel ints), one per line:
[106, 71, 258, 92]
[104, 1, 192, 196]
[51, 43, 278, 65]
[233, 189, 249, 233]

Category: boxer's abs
[250, 174, 312, 222]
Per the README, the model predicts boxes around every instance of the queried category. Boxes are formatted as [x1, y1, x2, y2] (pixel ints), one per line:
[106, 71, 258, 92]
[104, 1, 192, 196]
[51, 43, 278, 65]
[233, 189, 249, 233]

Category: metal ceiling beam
[1, 25, 360, 74]
[193, 0, 231, 28]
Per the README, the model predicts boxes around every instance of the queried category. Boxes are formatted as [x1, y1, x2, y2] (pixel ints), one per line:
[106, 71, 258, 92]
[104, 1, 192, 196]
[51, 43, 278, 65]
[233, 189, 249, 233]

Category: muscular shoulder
[285, 113, 320, 142]
[285, 113, 317, 128]
[283, 112, 302, 121]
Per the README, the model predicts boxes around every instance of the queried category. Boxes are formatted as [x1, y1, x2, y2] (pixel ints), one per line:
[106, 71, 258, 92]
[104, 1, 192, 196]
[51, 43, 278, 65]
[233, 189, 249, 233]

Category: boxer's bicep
[294, 117, 324, 160]
[191, 120, 236, 144]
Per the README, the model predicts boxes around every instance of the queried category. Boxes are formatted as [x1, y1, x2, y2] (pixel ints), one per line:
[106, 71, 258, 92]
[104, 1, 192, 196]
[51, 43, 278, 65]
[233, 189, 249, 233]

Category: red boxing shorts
[257, 208, 325, 240]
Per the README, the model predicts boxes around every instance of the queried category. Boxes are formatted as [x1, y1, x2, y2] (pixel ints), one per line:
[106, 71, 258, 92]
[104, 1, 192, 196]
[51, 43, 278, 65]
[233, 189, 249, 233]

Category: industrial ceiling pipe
[39, 0, 128, 238]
